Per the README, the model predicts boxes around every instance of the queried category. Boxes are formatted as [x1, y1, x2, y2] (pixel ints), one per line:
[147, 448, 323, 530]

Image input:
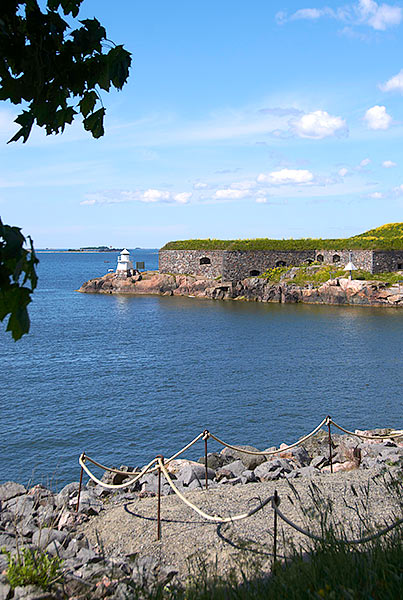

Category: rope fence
[76, 415, 402, 550]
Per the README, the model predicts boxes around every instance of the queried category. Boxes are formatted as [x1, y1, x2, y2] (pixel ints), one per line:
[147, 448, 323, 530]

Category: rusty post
[156, 455, 163, 541]
[204, 430, 209, 490]
[327, 417, 333, 474]
[76, 464, 84, 513]
[273, 489, 279, 567]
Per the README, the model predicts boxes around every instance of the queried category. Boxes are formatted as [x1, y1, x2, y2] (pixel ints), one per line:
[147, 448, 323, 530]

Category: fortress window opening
[275, 260, 287, 267]
[333, 254, 341, 263]
[200, 257, 211, 265]
[249, 269, 260, 276]
[317, 254, 324, 263]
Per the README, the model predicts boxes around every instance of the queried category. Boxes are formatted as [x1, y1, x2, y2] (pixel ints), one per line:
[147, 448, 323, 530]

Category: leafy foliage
[353, 222, 403, 239]
[0, 1, 132, 340]
[2, 546, 63, 590]
[0, 218, 38, 340]
[0, 1, 132, 142]
[161, 223, 403, 251]
[258, 265, 403, 286]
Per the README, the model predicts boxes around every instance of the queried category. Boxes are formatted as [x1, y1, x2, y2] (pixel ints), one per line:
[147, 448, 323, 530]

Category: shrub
[2, 547, 63, 590]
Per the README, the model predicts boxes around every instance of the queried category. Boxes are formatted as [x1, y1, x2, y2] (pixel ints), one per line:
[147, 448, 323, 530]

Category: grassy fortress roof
[161, 223, 403, 251]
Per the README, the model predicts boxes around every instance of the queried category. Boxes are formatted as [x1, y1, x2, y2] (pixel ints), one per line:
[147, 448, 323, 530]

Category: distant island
[68, 246, 123, 252]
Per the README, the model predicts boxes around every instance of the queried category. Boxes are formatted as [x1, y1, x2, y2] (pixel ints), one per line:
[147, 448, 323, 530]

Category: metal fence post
[273, 489, 279, 567]
[327, 416, 333, 474]
[156, 455, 163, 540]
[204, 430, 209, 490]
[76, 455, 84, 513]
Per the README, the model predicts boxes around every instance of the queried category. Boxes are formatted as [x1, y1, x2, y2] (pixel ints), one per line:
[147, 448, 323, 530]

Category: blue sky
[1, 0, 403, 248]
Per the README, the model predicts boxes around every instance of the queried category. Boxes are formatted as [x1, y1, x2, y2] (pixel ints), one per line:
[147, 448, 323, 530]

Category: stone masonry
[222, 250, 315, 280]
[159, 249, 225, 278]
[159, 248, 403, 280]
[315, 250, 373, 272]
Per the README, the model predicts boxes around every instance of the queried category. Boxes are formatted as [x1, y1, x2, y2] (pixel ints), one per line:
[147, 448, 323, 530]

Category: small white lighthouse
[116, 248, 134, 278]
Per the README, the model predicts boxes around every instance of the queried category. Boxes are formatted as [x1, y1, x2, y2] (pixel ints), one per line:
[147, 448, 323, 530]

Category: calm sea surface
[0, 250, 402, 489]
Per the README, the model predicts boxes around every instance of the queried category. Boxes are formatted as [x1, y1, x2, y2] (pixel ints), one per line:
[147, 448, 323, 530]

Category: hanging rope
[273, 501, 403, 545]
[208, 417, 328, 456]
[79, 454, 158, 489]
[157, 457, 274, 523]
[77, 415, 401, 491]
[330, 420, 403, 440]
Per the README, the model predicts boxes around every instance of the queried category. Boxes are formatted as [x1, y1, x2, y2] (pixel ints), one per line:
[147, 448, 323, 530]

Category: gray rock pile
[0, 428, 401, 599]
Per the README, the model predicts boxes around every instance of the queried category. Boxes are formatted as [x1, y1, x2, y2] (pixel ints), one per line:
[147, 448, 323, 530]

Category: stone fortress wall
[159, 248, 403, 280]
[314, 250, 373, 272]
[158, 249, 225, 278]
[373, 250, 403, 273]
[222, 250, 316, 280]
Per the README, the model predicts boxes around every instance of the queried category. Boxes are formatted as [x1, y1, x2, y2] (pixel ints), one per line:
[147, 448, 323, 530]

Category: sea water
[0, 250, 402, 488]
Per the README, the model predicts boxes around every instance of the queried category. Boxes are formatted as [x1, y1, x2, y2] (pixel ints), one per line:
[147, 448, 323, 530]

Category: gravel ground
[80, 470, 401, 580]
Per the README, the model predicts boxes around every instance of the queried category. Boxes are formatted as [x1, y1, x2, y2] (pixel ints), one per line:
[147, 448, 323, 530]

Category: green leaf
[83, 107, 105, 138]
[79, 90, 97, 117]
[107, 46, 132, 89]
[47, 1, 83, 18]
[0, 218, 38, 340]
[8, 110, 35, 143]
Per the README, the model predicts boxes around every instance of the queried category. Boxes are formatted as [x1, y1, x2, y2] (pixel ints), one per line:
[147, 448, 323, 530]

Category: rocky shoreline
[78, 271, 403, 307]
[1, 428, 402, 599]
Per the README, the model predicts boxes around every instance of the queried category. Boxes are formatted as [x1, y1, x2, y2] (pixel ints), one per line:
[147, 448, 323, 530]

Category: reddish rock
[79, 272, 403, 308]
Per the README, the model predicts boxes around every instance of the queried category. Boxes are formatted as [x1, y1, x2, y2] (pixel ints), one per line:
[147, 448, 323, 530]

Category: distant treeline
[161, 223, 403, 251]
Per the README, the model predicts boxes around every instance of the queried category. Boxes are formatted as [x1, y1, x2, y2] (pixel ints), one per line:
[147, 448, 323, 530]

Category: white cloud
[380, 69, 403, 93]
[382, 159, 396, 168]
[364, 105, 392, 130]
[358, 0, 402, 30]
[359, 158, 371, 167]
[214, 188, 250, 199]
[257, 168, 314, 185]
[293, 110, 347, 139]
[142, 189, 171, 203]
[230, 180, 257, 190]
[193, 182, 208, 189]
[278, 1, 402, 31]
[81, 188, 191, 206]
[173, 192, 192, 204]
[256, 197, 268, 203]
[81, 192, 127, 205]
[339, 167, 348, 177]
[292, 8, 329, 20]
[369, 191, 384, 198]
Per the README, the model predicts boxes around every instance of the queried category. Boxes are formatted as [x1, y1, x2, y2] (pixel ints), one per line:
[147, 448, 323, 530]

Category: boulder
[0, 582, 11, 600]
[73, 490, 103, 515]
[177, 463, 215, 486]
[197, 452, 225, 470]
[27, 485, 55, 509]
[55, 482, 79, 508]
[220, 445, 266, 471]
[310, 455, 328, 469]
[220, 476, 243, 485]
[254, 458, 293, 481]
[321, 461, 358, 473]
[5, 495, 35, 522]
[0, 482, 26, 502]
[279, 445, 311, 467]
[12, 585, 55, 599]
[241, 469, 257, 483]
[219, 460, 245, 478]
[0, 532, 16, 552]
[32, 528, 67, 550]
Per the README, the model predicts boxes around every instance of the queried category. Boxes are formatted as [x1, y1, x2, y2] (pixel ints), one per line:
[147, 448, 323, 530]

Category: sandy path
[80, 471, 400, 579]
